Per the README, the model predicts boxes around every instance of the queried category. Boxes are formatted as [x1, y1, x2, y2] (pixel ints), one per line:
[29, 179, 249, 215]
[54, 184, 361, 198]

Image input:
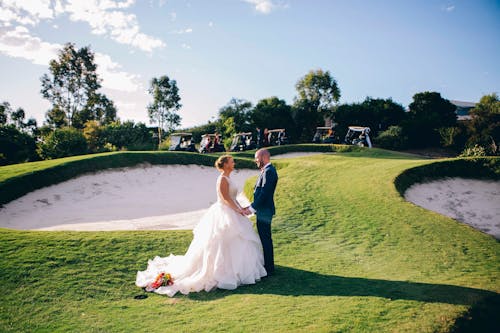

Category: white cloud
[243, 0, 287, 14]
[170, 11, 177, 21]
[181, 43, 191, 49]
[0, 0, 165, 53]
[0, 25, 60, 65]
[64, 0, 165, 52]
[0, 25, 141, 93]
[0, 0, 55, 25]
[170, 28, 193, 34]
[444, 5, 455, 12]
[94, 52, 142, 92]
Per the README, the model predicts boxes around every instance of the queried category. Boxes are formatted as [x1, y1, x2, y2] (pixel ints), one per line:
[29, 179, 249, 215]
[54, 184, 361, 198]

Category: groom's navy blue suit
[251, 164, 278, 275]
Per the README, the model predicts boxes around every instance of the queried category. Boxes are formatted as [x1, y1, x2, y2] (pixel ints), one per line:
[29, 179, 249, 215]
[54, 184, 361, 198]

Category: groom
[245, 148, 278, 276]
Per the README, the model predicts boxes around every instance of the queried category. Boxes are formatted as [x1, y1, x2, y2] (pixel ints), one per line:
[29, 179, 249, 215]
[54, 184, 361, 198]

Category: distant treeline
[0, 43, 498, 165]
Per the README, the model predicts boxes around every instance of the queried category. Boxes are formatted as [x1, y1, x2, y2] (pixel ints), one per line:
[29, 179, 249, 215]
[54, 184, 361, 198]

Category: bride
[136, 155, 267, 297]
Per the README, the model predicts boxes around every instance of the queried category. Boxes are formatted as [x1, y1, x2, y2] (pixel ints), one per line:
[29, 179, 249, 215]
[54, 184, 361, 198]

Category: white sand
[3, 158, 498, 238]
[405, 178, 500, 239]
[0, 164, 255, 231]
[0, 154, 315, 232]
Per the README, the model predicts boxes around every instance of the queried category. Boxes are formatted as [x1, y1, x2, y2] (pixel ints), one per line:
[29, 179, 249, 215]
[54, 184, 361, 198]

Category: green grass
[0, 148, 499, 332]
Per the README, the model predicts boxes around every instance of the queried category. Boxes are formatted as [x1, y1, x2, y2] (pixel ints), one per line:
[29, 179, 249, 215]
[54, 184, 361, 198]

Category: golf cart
[199, 133, 225, 153]
[344, 126, 372, 148]
[312, 126, 338, 144]
[230, 132, 256, 152]
[267, 128, 289, 146]
[168, 133, 197, 152]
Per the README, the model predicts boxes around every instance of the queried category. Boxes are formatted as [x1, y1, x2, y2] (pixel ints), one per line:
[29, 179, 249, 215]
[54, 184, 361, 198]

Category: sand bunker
[3, 155, 497, 237]
[0, 153, 321, 232]
[0, 164, 255, 231]
[405, 178, 500, 239]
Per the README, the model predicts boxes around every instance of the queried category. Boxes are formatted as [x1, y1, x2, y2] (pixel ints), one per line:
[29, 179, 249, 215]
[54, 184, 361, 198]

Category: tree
[41, 43, 107, 128]
[361, 97, 406, 133]
[83, 120, 104, 153]
[0, 100, 40, 164]
[294, 69, 341, 141]
[218, 98, 253, 134]
[101, 121, 155, 151]
[404, 91, 457, 148]
[334, 97, 406, 140]
[74, 93, 117, 128]
[251, 97, 296, 141]
[466, 93, 500, 154]
[45, 105, 68, 128]
[0, 101, 11, 125]
[0, 125, 38, 165]
[147, 75, 182, 147]
[334, 102, 367, 140]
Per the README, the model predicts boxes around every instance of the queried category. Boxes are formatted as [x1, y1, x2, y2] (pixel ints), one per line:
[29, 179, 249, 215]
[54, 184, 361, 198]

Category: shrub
[37, 127, 88, 159]
[101, 121, 155, 151]
[375, 126, 408, 150]
[83, 120, 104, 152]
[0, 125, 38, 165]
[459, 145, 487, 157]
[158, 138, 171, 151]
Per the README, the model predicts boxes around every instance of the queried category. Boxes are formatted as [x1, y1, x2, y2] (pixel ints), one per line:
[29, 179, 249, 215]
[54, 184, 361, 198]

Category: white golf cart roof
[268, 128, 286, 133]
[201, 133, 220, 138]
[171, 132, 193, 136]
[347, 126, 370, 132]
[316, 126, 332, 130]
[233, 132, 252, 137]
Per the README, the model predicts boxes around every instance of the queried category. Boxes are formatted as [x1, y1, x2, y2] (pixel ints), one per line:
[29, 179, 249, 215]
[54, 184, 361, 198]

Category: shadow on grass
[187, 266, 498, 306]
[183, 266, 500, 331]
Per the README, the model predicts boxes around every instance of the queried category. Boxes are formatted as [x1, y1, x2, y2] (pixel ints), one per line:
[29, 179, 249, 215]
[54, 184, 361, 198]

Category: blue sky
[0, 0, 498, 128]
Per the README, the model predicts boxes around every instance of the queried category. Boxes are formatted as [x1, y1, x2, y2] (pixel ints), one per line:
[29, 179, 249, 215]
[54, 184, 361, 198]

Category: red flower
[146, 272, 174, 291]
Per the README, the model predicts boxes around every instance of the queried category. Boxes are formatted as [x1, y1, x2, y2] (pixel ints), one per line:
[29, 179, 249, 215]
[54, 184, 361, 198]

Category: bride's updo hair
[215, 155, 233, 171]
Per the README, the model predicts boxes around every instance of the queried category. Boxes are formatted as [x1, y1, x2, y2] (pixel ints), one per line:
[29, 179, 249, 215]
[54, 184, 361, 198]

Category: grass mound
[0, 147, 498, 332]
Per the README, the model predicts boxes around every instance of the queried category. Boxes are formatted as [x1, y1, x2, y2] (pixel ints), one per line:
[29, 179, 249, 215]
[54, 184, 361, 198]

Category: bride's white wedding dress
[136, 175, 267, 297]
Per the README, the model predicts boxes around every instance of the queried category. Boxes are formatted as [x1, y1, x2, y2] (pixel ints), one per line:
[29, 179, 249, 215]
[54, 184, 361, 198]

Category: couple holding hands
[136, 149, 278, 297]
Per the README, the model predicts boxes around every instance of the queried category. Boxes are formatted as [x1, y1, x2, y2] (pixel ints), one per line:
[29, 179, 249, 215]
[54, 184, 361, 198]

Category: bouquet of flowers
[145, 272, 174, 292]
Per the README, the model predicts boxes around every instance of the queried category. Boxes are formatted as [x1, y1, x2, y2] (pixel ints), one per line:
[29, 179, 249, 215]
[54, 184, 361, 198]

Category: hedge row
[394, 157, 500, 196]
[0, 144, 362, 206]
[0, 151, 258, 206]
[233, 143, 362, 158]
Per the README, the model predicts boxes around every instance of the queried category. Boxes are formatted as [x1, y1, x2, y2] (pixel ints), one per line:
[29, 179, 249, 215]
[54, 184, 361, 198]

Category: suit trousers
[256, 219, 274, 275]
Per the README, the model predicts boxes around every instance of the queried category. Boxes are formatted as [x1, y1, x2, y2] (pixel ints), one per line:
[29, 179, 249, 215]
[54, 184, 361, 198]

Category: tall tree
[147, 75, 182, 147]
[0, 101, 39, 164]
[10, 108, 26, 129]
[0, 101, 11, 125]
[75, 93, 117, 128]
[218, 98, 253, 134]
[405, 91, 457, 148]
[40, 43, 103, 128]
[294, 69, 341, 140]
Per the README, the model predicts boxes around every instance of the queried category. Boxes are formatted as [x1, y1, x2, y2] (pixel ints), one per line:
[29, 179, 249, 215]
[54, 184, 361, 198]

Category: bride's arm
[218, 177, 244, 214]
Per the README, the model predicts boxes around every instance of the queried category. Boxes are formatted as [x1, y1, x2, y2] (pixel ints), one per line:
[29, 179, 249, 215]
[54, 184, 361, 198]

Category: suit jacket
[251, 164, 278, 222]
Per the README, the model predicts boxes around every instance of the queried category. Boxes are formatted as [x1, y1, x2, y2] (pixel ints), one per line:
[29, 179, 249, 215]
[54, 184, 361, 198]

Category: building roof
[450, 100, 476, 108]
